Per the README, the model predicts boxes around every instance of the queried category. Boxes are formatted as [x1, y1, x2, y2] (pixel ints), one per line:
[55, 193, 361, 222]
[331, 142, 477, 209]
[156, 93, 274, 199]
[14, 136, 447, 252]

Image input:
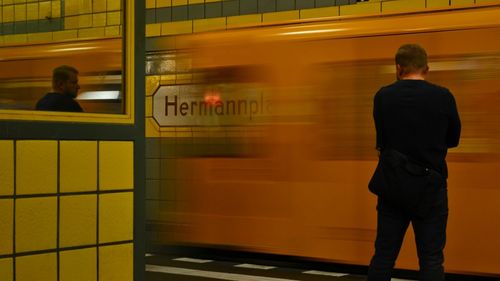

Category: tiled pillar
[0, 139, 135, 281]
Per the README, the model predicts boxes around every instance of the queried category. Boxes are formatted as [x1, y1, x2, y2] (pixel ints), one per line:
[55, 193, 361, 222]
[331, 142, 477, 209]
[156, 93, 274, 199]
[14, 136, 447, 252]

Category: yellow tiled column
[15, 197, 57, 252]
[16, 253, 57, 281]
[0, 258, 13, 281]
[340, 2, 381, 16]
[0, 141, 14, 196]
[382, 0, 426, 13]
[99, 243, 133, 281]
[60, 248, 97, 281]
[60, 141, 97, 192]
[4, 139, 135, 281]
[97, 140, 134, 279]
[99, 192, 133, 243]
[99, 141, 134, 190]
[16, 140, 57, 195]
[60, 195, 97, 247]
[0, 200, 13, 255]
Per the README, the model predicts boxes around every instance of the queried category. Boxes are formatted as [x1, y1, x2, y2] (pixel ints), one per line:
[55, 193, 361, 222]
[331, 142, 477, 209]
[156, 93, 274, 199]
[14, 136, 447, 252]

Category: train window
[0, 0, 135, 124]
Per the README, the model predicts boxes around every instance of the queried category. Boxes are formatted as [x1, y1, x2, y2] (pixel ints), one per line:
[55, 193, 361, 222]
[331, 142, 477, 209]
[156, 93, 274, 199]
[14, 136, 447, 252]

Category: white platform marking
[147, 264, 300, 281]
[173, 257, 214, 263]
[145, 253, 154, 257]
[303, 270, 348, 277]
[391, 279, 416, 281]
[235, 263, 276, 270]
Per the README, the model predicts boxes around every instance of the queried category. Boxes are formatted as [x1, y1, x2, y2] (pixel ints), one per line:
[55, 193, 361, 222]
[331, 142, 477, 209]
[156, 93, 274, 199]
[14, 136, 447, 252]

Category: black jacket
[36, 92, 83, 112]
[373, 79, 461, 178]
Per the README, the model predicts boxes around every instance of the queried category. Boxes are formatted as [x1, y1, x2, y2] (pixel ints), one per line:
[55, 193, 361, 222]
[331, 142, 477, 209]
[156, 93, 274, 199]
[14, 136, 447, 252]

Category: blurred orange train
[159, 4, 500, 277]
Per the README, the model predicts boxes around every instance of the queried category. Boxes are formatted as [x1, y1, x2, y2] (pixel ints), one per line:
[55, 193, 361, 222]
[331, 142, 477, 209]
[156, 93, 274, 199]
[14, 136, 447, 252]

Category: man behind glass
[36, 65, 83, 112]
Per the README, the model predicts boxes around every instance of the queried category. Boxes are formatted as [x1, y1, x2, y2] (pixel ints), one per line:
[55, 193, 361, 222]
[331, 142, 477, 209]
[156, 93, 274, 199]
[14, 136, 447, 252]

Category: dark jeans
[367, 188, 448, 281]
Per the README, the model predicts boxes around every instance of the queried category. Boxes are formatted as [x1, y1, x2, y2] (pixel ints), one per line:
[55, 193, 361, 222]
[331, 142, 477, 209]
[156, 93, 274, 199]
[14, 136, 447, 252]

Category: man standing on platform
[368, 44, 461, 281]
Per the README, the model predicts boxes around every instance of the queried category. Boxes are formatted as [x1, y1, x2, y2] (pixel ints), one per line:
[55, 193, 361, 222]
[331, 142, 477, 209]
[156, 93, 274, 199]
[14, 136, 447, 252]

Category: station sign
[153, 85, 270, 126]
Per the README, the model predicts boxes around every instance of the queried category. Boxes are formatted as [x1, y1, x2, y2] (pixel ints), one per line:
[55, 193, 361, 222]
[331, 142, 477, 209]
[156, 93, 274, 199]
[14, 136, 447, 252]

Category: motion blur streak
[148, 5, 500, 278]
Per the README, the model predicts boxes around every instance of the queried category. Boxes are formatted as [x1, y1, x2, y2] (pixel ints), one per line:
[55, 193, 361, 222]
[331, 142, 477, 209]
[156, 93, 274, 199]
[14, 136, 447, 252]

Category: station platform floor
[145, 248, 499, 281]
[146, 253, 368, 281]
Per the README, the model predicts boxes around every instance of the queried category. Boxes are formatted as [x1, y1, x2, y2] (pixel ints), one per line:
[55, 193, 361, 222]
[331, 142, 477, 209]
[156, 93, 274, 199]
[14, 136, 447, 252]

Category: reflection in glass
[0, 38, 123, 114]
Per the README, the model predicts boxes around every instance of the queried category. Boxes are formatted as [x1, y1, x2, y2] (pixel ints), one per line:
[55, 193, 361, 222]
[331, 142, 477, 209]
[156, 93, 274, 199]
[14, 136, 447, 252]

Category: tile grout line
[57, 140, 61, 281]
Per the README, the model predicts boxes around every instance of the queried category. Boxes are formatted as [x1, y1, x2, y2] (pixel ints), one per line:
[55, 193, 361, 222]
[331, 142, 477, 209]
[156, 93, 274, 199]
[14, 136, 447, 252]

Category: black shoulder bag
[369, 149, 445, 216]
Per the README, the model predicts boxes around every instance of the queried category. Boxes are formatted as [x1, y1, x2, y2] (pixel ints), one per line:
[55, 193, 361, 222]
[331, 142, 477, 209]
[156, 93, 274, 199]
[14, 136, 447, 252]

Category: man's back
[374, 79, 460, 177]
[369, 44, 461, 281]
[36, 92, 83, 112]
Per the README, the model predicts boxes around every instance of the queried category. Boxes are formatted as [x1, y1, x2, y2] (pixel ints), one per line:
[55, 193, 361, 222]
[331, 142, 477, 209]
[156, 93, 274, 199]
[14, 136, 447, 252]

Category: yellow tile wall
[60, 195, 97, 247]
[93, 0, 106, 12]
[3, 34, 28, 44]
[142, 0, 500, 38]
[0, 200, 13, 255]
[93, 12, 106, 26]
[16, 140, 57, 195]
[0, 139, 134, 280]
[146, 117, 161, 137]
[263, 10, 300, 23]
[0, 0, 122, 45]
[99, 141, 134, 190]
[146, 76, 160, 96]
[26, 3, 38, 20]
[78, 26, 106, 38]
[99, 192, 133, 243]
[14, 3, 26, 21]
[53, 29, 78, 40]
[16, 197, 57, 252]
[79, 0, 92, 14]
[60, 141, 97, 192]
[452, 0, 475, 5]
[146, 0, 156, 8]
[0, 141, 14, 196]
[79, 13, 93, 28]
[172, 0, 187, 5]
[39, 1, 51, 19]
[64, 15, 79, 29]
[300, 6, 339, 19]
[157, 0, 172, 8]
[161, 20, 193, 36]
[107, 0, 121, 11]
[0, 258, 13, 281]
[193, 17, 226, 33]
[64, 0, 79, 16]
[3, 5, 14, 22]
[146, 96, 153, 117]
[51, 0, 61, 17]
[451, 0, 474, 6]
[226, 14, 262, 28]
[60, 248, 97, 281]
[27, 31, 53, 42]
[99, 243, 133, 281]
[427, 0, 449, 8]
[106, 11, 121, 25]
[340, 2, 381, 16]
[105, 25, 121, 36]
[382, 0, 426, 13]
[16, 253, 57, 281]
[146, 22, 161, 36]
